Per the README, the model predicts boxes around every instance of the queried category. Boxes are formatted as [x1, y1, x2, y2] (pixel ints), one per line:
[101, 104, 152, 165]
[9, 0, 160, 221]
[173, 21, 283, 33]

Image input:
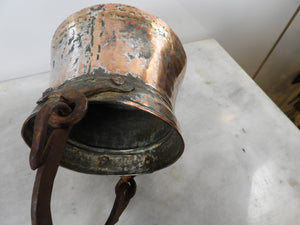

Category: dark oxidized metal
[22, 3, 186, 225]
[105, 176, 136, 225]
[29, 87, 135, 225]
[30, 87, 88, 225]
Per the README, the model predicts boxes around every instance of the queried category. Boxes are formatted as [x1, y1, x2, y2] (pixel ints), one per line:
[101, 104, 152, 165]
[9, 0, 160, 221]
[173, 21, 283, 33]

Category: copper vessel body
[51, 4, 186, 103]
[22, 4, 186, 175]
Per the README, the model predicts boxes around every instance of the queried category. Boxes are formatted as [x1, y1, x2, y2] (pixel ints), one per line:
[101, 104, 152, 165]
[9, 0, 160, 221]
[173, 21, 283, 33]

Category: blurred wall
[0, 0, 299, 82]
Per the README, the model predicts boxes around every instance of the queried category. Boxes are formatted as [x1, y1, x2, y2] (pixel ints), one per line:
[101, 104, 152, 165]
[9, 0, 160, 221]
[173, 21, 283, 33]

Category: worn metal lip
[22, 97, 184, 152]
[37, 71, 182, 134]
[21, 80, 185, 175]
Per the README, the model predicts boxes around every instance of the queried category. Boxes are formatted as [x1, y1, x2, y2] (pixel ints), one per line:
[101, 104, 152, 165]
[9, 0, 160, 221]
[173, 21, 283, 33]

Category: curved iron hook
[30, 87, 136, 225]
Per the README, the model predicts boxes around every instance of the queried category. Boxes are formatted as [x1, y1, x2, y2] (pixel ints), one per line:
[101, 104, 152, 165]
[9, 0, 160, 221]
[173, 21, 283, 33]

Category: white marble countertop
[1, 39, 299, 225]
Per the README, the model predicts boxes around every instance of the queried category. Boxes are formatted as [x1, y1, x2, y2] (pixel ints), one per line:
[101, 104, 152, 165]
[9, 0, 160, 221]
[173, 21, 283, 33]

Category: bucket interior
[68, 102, 171, 151]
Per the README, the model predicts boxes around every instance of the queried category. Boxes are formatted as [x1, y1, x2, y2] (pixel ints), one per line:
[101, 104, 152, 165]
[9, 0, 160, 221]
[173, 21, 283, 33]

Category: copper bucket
[22, 4, 186, 225]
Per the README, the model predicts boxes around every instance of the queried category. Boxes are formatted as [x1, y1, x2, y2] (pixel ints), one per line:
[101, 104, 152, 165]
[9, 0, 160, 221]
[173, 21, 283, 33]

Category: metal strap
[30, 87, 136, 225]
[105, 176, 136, 225]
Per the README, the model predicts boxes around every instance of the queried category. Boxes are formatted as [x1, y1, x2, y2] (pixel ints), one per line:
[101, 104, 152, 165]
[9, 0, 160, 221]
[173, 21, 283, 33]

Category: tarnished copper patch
[51, 4, 186, 103]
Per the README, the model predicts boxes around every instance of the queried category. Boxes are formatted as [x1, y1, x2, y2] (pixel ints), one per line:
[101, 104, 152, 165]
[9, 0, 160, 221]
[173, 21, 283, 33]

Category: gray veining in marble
[1, 39, 299, 225]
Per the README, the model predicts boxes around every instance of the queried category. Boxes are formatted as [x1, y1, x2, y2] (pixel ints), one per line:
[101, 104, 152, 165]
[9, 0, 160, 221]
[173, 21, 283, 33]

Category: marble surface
[1, 39, 300, 225]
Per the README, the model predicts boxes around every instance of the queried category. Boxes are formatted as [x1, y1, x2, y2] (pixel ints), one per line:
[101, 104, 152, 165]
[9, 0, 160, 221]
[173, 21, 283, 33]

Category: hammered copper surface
[51, 4, 186, 103]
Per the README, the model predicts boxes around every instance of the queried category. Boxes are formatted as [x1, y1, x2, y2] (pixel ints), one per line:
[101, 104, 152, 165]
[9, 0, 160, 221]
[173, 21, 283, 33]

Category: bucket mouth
[22, 102, 184, 175]
[68, 102, 172, 151]
[22, 74, 184, 175]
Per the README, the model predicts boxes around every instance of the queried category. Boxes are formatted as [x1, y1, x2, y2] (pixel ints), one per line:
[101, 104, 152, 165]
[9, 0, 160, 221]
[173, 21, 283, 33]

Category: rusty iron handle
[30, 87, 136, 225]
[30, 87, 87, 225]
[30, 87, 88, 170]
[105, 177, 136, 225]
[31, 127, 72, 225]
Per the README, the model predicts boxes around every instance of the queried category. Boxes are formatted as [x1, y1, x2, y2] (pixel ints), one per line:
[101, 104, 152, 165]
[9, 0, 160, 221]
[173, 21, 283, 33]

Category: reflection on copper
[51, 4, 186, 103]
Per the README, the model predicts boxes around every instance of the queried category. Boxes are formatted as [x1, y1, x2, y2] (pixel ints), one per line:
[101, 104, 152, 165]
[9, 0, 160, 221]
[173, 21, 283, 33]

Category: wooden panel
[255, 11, 300, 127]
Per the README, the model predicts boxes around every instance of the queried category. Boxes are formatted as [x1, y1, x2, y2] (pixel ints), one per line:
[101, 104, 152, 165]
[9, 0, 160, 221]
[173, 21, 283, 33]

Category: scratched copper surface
[51, 4, 186, 103]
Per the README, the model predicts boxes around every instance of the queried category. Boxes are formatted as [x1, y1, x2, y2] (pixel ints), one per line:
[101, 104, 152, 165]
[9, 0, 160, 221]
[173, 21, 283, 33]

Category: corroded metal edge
[22, 71, 184, 175]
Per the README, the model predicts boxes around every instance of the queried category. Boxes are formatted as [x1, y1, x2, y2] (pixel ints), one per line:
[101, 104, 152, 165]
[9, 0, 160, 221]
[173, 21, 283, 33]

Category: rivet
[111, 76, 125, 85]
[144, 156, 153, 165]
[99, 156, 109, 166]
